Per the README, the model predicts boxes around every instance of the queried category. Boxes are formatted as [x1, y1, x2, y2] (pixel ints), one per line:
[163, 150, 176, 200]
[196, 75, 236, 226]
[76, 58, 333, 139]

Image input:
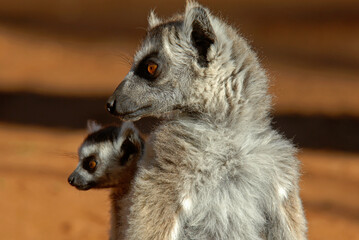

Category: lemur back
[68, 121, 143, 240]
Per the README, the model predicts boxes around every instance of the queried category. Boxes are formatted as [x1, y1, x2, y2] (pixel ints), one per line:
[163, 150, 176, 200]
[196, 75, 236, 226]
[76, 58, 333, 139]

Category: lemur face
[68, 121, 143, 191]
[106, 6, 216, 121]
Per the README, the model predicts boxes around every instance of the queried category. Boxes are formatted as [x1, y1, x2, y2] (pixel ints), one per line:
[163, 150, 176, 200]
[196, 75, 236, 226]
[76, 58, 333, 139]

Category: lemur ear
[119, 122, 143, 151]
[87, 120, 102, 133]
[148, 10, 162, 29]
[184, 2, 215, 67]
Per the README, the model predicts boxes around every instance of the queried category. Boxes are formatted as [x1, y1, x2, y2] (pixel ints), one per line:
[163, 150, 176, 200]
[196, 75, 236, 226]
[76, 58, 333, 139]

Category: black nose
[107, 97, 117, 114]
[68, 175, 75, 186]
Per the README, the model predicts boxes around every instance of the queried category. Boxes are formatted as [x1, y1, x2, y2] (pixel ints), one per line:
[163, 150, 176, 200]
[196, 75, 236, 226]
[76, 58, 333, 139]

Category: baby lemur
[68, 121, 143, 240]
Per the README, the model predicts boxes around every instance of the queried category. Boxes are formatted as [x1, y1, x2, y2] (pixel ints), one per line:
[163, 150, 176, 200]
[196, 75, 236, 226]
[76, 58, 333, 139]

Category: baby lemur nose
[68, 175, 75, 186]
[107, 97, 117, 115]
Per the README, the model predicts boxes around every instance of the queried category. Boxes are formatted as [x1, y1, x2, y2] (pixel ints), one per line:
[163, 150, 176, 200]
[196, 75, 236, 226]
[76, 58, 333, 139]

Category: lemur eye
[83, 156, 97, 172]
[147, 63, 158, 76]
[135, 54, 160, 80]
[88, 160, 97, 169]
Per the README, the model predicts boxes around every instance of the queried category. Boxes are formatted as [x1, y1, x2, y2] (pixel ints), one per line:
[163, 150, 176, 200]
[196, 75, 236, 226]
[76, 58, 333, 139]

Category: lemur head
[68, 121, 143, 191]
[107, 2, 240, 121]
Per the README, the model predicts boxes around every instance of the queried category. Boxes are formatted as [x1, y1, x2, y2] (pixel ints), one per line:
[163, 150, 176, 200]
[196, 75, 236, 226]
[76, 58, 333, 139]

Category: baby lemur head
[68, 121, 143, 191]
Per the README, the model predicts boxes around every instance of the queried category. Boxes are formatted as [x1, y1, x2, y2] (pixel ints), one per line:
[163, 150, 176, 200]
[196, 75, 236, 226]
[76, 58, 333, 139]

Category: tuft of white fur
[278, 186, 287, 200]
[170, 216, 180, 240]
[148, 10, 162, 29]
[182, 196, 193, 214]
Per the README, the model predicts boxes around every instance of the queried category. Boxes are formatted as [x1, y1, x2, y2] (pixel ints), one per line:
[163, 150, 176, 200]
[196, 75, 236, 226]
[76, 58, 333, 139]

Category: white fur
[148, 10, 162, 29]
[278, 186, 287, 200]
[182, 196, 193, 214]
[99, 143, 115, 162]
[170, 216, 180, 240]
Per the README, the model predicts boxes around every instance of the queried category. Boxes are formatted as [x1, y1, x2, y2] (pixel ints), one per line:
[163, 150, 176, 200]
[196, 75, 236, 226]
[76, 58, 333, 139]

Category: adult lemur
[107, 2, 307, 239]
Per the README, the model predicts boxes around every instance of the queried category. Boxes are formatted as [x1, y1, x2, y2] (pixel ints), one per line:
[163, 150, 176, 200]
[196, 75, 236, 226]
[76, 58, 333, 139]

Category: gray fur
[68, 121, 143, 240]
[107, 2, 307, 239]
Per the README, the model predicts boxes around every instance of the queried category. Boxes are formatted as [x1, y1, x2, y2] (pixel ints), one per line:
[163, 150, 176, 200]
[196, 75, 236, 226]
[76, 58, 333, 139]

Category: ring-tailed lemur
[106, 2, 307, 239]
[68, 120, 143, 240]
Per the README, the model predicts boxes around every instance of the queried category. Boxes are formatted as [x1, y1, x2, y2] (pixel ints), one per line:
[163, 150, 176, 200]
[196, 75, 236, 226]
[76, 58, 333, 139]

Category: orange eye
[147, 63, 158, 75]
[88, 160, 97, 169]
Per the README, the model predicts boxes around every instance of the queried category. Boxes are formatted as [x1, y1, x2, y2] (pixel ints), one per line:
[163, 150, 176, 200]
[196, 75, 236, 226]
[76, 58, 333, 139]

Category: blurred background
[0, 0, 358, 239]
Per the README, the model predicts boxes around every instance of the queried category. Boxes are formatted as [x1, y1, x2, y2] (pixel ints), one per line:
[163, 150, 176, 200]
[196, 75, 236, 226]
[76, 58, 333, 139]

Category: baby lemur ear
[184, 3, 215, 67]
[87, 120, 102, 134]
[119, 122, 142, 151]
[118, 122, 143, 165]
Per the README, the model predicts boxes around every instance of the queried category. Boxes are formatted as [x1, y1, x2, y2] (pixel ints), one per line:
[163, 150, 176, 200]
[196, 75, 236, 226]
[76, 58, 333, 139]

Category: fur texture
[68, 121, 144, 240]
[107, 2, 307, 239]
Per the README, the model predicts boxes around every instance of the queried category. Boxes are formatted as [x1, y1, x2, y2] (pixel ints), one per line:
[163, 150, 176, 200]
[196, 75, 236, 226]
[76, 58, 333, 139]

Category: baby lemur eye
[83, 156, 97, 172]
[88, 160, 97, 169]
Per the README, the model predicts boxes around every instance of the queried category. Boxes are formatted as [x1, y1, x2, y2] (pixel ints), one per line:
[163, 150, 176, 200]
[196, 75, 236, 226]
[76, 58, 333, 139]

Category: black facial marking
[85, 126, 120, 144]
[82, 155, 97, 173]
[119, 138, 139, 166]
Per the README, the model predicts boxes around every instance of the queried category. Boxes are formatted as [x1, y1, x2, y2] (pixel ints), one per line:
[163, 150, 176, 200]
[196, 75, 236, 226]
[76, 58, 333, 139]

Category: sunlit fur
[108, 2, 307, 239]
[68, 121, 143, 240]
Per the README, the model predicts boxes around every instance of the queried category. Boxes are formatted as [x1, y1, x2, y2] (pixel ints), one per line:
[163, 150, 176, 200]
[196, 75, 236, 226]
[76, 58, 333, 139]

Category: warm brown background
[0, 0, 358, 239]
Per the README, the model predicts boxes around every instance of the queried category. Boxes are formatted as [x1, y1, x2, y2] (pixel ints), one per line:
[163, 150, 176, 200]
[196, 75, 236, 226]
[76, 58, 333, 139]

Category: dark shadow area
[0, 91, 159, 135]
[1, 91, 358, 152]
[272, 114, 359, 152]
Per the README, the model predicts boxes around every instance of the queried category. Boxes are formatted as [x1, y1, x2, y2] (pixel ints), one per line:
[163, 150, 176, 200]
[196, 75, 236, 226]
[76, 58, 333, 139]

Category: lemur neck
[189, 43, 272, 130]
[107, 155, 138, 193]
